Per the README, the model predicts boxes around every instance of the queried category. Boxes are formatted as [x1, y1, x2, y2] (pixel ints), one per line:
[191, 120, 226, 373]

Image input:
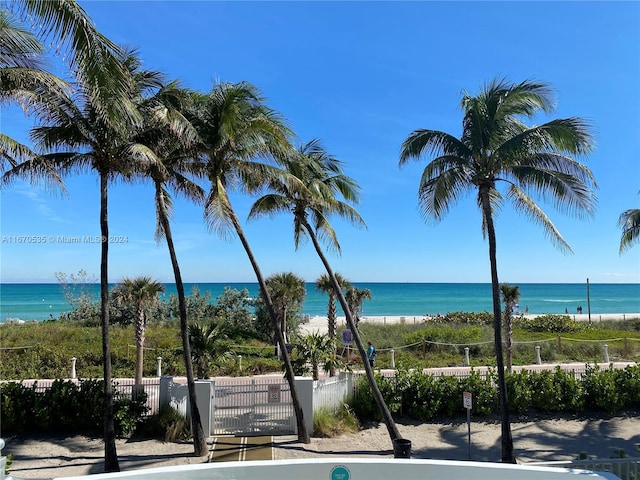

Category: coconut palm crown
[400, 78, 596, 462]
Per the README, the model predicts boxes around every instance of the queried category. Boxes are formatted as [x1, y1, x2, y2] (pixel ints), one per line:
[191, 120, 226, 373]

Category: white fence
[312, 372, 353, 412]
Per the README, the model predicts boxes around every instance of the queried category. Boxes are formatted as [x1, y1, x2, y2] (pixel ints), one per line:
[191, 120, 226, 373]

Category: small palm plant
[294, 332, 342, 380]
[188, 321, 232, 379]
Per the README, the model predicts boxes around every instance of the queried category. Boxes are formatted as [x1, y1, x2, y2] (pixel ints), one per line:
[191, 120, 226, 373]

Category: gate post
[295, 376, 314, 435]
[159, 376, 173, 410]
[194, 380, 214, 436]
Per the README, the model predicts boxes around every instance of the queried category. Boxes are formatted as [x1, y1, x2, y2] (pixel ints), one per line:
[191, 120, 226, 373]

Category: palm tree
[265, 272, 306, 345]
[399, 78, 596, 462]
[249, 138, 402, 444]
[500, 284, 520, 374]
[188, 321, 231, 379]
[618, 192, 640, 253]
[111, 276, 165, 390]
[316, 273, 351, 340]
[189, 81, 309, 443]
[316, 273, 350, 376]
[346, 286, 372, 328]
[12, 48, 164, 472]
[10, 0, 134, 125]
[128, 80, 209, 456]
[295, 332, 337, 380]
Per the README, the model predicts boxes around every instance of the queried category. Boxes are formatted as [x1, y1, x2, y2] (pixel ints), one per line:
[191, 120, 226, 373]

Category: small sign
[331, 465, 350, 480]
[463, 391, 472, 409]
[342, 329, 353, 346]
[268, 384, 281, 403]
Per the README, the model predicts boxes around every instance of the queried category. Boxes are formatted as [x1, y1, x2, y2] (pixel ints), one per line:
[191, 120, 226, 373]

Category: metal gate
[211, 377, 296, 435]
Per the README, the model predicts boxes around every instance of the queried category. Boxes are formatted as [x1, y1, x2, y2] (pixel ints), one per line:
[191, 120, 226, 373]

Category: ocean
[1, 282, 639, 322]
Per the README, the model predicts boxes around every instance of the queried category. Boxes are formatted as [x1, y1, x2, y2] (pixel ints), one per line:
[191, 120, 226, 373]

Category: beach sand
[300, 313, 640, 336]
[6, 412, 640, 479]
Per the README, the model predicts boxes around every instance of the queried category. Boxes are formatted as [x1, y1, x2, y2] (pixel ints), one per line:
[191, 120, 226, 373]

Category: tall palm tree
[249, 138, 402, 444]
[265, 272, 306, 344]
[10, 0, 134, 125]
[618, 192, 640, 254]
[189, 81, 309, 443]
[111, 276, 165, 389]
[499, 284, 520, 374]
[399, 78, 596, 462]
[12, 48, 162, 473]
[0, 9, 67, 182]
[316, 273, 351, 340]
[316, 273, 350, 376]
[128, 81, 209, 456]
[345, 286, 372, 328]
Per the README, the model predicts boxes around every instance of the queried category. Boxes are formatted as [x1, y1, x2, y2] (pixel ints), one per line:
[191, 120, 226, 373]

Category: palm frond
[618, 207, 640, 254]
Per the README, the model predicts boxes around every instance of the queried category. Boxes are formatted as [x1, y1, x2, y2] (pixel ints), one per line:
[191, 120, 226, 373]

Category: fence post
[464, 347, 470, 366]
[603, 344, 609, 363]
[390, 349, 395, 369]
[238, 355, 243, 372]
[70, 357, 77, 379]
[157, 357, 162, 377]
[535, 346, 541, 365]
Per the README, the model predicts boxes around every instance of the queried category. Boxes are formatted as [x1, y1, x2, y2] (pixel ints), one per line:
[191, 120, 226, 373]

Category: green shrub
[313, 404, 360, 437]
[138, 405, 191, 441]
[515, 314, 587, 333]
[582, 365, 625, 413]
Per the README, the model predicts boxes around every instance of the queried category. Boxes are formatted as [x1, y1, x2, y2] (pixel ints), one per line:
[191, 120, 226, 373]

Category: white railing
[532, 458, 639, 480]
[312, 372, 352, 412]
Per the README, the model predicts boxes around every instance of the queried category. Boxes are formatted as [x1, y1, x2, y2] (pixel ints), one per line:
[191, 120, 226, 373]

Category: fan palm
[499, 284, 520, 374]
[400, 78, 596, 462]
[111, 276, 165, 389]
[188, 321, 231, 379]
[189, 81, 309, 443]
[618, 192, 640, 253]
[249, 138, 402, 443]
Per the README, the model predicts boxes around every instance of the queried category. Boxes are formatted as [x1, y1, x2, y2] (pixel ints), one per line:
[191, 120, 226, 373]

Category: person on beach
[366, 341, 376, 367]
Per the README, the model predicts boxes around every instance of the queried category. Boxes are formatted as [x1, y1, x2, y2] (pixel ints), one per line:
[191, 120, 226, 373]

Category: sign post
[463, 391, 472, 460]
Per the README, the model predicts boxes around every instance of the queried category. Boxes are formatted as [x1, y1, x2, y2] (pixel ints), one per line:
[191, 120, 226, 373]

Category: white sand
[300, 313, 640, 336]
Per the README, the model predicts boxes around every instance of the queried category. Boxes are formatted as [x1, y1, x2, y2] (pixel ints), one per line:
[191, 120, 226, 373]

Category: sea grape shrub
[427, 312, 493, 325]
[0, 382, 38, 432]
[459, 369, 496, 416]
[514, 314, 587, 333]
[582, 364, 640, 413]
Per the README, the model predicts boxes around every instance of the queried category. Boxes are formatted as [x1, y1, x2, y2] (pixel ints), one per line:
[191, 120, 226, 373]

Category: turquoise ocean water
[1, 282, 639, 322]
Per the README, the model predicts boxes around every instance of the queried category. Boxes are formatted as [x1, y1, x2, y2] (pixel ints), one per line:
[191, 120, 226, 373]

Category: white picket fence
[312, 372, 353, 412]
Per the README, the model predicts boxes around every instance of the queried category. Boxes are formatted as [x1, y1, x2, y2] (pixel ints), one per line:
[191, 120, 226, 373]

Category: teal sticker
[331, 465, 350, 480]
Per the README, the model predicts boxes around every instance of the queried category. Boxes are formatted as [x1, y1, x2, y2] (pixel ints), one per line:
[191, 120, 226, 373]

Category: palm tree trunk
[156, 186, 208, 456]
[302, 218, 401, 443]
[100, 172, 119, 472]
[481, 190, 515, 463]
[328, 294, 337, 377]
[227, 207, 310, 444]
[134, 307, 145, 387]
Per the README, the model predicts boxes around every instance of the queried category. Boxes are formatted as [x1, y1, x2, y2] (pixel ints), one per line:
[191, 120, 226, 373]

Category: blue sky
[1, 1, 639, 284]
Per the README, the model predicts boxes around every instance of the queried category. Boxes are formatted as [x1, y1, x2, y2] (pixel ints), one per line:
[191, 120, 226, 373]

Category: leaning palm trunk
[100, 173, 119, 472]
[228, 209, 310, 444]
[481, 190, 515, 463]
[156, 188, 208, 456]
[302, 217, 401, 443]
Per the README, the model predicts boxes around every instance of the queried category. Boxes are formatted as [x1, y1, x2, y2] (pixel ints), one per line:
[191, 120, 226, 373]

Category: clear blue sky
[1, 1, 639, 284]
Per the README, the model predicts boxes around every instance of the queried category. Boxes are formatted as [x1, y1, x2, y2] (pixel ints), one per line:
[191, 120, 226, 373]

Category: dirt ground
[5, 412, 640, 479]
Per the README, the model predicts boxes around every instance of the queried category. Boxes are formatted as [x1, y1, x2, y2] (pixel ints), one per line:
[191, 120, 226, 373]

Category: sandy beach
[300, 313, 640, 336]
